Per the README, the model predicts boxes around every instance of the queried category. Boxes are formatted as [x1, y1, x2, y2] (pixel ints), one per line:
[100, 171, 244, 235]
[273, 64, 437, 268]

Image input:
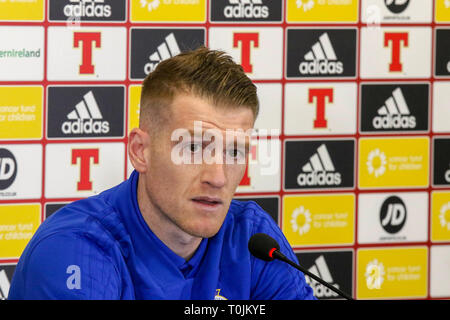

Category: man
[8, 47, 315, 300]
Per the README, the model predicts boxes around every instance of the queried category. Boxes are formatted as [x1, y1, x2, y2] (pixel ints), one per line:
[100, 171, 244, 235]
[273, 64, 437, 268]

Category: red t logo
[72, 149, 99, 191]
[384, 32, 408, 72]
[74, 32, 101, 74]
[308, 88, 333, 129]
[239, 163, 251, 186]
[233, 33, 259, 73]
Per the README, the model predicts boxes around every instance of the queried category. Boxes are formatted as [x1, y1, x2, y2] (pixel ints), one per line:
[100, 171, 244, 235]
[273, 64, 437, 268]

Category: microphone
[248, 233, 354, 300]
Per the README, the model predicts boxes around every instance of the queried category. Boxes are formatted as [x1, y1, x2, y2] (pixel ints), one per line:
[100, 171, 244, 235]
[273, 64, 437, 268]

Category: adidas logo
[63, 0, 112, 18]
[61, 91, 110, 135]
[224, 0, 269, 19]
[144, 33, 180, 75]
[305, 255, 340, 298]
[299, 33, 344, 75]
[297, 144, 342, 186]
[0, 269, 10, 300]
[446, 166, 450, 183]
[372, 87, 416, 129]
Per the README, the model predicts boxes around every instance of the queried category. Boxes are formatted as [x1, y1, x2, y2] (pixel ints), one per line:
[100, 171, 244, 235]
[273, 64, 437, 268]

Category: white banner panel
[47, 26, 126, 80]
[284, 82, 357, 135]
[209, 27, 283, 80]
[358, 192, 428, 244]
[360, 27, 431, 79]
[0, 144, 42, 200]
[0, 27, 44, 81]
[45, 142, 125, 198]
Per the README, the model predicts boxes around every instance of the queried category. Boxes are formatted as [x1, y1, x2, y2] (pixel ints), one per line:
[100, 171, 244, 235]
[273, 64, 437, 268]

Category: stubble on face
[137, 93, 255, 254]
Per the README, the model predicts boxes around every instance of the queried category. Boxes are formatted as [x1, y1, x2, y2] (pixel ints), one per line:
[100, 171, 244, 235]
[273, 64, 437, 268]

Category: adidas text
[372, 115, 416, 129]
[297, 172, 342, 186]
[307, 279, 339, 298]
[63, 1, 112, 18]
[62, 119, 110, 135]
[224, 3, 269, 19]
[299, 60, 344, 75]
[144, 62, 157, 75]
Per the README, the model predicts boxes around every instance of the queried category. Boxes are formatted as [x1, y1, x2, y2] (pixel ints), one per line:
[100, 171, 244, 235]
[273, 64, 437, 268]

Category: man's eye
[227, 148, 244, 159]
[185, 143, 202, 153]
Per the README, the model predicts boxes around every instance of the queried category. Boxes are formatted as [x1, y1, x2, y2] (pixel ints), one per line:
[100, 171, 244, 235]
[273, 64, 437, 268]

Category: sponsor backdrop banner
[0, 0, 449, 300]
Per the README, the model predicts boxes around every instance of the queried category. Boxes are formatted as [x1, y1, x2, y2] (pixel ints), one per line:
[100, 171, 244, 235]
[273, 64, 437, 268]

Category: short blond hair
[139, 46, 259, 129]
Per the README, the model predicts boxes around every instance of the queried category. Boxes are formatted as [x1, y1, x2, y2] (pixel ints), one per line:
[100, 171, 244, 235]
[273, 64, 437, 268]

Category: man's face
[141, 93, 255, 239]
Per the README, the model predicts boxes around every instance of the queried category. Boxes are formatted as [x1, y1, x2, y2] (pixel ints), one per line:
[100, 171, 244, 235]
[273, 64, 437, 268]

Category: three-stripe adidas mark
[144, 33, 180, 75]
[305, 255, 340, 298]
[297, 144, 342, 186]
[372, 87, 416, 129]
[299, 33, 344, 75]
[61, 91, 110, 135]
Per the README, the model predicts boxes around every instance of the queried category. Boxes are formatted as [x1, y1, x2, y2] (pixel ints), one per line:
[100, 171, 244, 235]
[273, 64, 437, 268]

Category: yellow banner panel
[431, 191, 450, 242]
[0, 86, 43, 140]
[357, 247, 428, 299]
[128, 85, 141, 134]
[436, 0, 450, 22]
[0, 0, 44, 21]
[0, 204, 41, 259]
[283, 194, 355, 247]
[131, 0, 206, 22]
[287, 0, 358, 23]
[359, 137, 429, 189]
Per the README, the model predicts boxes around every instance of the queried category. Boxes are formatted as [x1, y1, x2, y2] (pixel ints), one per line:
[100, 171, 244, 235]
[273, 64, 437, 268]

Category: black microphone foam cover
[248, 233, 281, 261]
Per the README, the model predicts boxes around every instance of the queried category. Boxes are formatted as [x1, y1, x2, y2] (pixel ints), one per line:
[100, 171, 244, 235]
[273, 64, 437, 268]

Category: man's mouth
[191, 196, 223, 207]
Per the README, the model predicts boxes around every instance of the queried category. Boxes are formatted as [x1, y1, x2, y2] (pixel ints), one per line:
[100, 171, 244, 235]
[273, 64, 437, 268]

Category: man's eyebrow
[184, 128, 251, 151]
[185, 128, 252, 137]
[186, 129, 203, 138]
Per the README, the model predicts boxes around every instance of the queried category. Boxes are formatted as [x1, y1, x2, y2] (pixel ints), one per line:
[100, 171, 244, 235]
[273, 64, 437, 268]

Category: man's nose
[201, 162, 226, 188]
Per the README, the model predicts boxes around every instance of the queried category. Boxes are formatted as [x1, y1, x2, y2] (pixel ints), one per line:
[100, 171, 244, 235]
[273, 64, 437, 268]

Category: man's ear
[128, 128, 149, 173]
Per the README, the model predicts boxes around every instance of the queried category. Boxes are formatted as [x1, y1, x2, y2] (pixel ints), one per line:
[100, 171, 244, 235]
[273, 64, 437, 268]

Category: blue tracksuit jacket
[8, 170, 315, 300]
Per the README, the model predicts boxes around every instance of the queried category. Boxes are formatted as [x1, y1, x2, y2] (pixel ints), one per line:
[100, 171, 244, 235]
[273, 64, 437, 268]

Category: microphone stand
[272, 250, 354, 300]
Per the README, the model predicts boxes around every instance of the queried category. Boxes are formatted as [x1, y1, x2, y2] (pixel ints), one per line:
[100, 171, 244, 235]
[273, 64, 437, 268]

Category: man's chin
[185, 202, 230, 238]
[186, 224, 222, 239]
[180, 216, 226, 239]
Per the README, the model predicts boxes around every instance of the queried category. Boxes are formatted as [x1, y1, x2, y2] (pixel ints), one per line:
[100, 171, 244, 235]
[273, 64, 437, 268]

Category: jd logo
[380, 196, 407, 234]
[384, 0, 410, 14]
[66, 265, 81, 290]
[0, 148, 17, 190]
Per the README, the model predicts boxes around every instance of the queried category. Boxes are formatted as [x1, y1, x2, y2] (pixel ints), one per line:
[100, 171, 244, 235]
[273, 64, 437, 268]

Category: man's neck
[136, 176, 202, 261]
